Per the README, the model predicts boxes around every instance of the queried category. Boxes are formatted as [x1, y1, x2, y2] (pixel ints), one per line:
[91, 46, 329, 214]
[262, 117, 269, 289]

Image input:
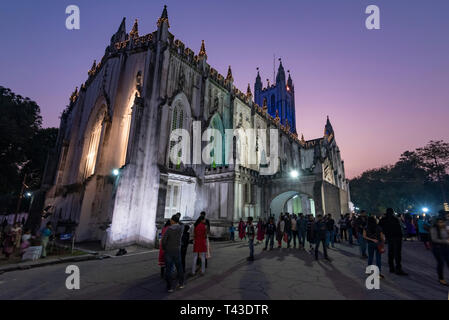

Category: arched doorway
[269, 191, 316, 220]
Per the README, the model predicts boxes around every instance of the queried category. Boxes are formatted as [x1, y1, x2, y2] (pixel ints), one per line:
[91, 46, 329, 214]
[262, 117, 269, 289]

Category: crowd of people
[233, 208, 449, 286]
[0, 219, 54, 260]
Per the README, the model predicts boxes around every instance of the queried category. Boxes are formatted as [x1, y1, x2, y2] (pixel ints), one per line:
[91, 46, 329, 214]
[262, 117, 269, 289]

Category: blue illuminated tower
[254, 59, 296, 134]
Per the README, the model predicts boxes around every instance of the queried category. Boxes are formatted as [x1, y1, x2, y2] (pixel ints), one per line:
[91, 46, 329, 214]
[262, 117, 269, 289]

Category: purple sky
[1, 0, 448, 178]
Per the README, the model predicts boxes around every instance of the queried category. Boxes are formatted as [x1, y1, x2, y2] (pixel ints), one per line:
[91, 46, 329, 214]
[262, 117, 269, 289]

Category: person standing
[195, 211, 211, 268]
[355, 211, 368, 258]
[161, 215, 184, 292]
[346, 214, 354, 245]
[40, 222, 52, 258]
[339, 215, 347, 242]
[192, 216, 208, 276]
[11, 222, 22, 250]
[256, 218, 265, 245]
[180, 224, 190, 274]
[276, 215, 285, 248]
[158, 220, 171, 278]
[417, 216, 431, 249]
[297, 213, 307, 249]
[429, 218, 449, 286]
[306, 215, 315, 252]
[314, 215, 330, 261]
[379, 208, 408, 275]
[291, 214, 299, 248]
[284, 213, 292, 248]
[363, 216, 385, 279]
[325, 214, 335, 248]
[238, 218, 246, 241]
[246, 217, 256, 261]
[263, 217, 276, 251]
[229, 223, 235, 242]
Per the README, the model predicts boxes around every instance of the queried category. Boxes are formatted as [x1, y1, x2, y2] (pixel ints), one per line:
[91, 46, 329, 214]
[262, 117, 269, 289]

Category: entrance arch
[269, 190, 316, 220]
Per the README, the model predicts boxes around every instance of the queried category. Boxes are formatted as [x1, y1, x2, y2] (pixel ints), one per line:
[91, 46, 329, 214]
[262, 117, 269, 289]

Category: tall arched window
[119, 97, 134, 167]
[168, 102, 184, 169]
[270, 94, 275, 114]
[84, 109, 105, 179]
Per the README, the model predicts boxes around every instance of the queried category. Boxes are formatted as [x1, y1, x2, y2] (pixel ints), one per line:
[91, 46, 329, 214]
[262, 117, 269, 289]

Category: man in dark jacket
[379, 208, 408, 275]
[263, 217, 276, 251]
[354, 211, 368, 258]
[161, 215, 185, 292]
[284, 213, 292, 248]
[314, 215, 330, 260]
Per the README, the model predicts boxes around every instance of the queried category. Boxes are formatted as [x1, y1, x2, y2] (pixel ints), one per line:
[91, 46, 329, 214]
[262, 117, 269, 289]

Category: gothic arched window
[168, 102, 184, 169]
[84, 108, 106, 179]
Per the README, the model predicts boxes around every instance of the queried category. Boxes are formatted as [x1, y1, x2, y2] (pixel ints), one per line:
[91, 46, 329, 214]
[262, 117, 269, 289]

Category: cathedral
[40, 6, 351, 249]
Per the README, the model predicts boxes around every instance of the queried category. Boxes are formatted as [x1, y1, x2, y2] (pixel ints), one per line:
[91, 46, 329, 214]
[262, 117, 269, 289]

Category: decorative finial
[198, 40, 207, 58]
[88, 60, 97, 76]
[262, 99, 268, 113]
[129, 19, 139, 39]
[70, 87, 79, 103]
[246, 84, 252, 97]
[266, 78, 270, 87]
[275, 109, 280, 123]
[226, 65, 233, 81]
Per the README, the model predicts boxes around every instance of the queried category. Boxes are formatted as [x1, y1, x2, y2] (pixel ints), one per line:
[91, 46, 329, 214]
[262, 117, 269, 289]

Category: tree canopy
[350, 140, 449, 214]
[0, 86, 58, 213]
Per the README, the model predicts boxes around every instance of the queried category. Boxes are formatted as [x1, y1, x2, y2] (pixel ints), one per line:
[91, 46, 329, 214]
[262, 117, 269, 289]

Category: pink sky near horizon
[1, 0, 448, 178]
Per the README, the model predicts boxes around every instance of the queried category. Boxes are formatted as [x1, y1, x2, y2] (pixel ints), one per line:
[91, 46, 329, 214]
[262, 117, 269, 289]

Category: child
[229, 223, 235, 242]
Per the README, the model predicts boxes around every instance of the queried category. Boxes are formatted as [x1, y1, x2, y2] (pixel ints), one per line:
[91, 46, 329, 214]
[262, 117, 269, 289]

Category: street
[0, 240, 447, 300]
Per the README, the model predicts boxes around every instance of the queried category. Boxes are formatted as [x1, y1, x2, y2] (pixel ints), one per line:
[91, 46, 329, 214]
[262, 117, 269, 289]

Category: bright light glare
[422, 207, 429, 213]
[112, 169, 120, 176]
[290, 170, 299, 178]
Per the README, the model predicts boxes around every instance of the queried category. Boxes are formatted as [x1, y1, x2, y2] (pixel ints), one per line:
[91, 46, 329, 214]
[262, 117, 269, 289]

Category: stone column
[300, 195, 310, 215]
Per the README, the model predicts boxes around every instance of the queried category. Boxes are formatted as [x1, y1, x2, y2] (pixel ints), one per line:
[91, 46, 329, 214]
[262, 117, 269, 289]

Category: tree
[0, 86, 58, 213]
[350, 141, 449, 214]
[416, 140, 449, 203]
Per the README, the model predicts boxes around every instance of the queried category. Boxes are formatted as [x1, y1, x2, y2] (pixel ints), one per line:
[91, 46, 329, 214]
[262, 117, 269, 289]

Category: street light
[25, 192, 32, 197]
[422, 207, 429, 213]
[112, 169, 120, 176]
[290, 170, 299, 178]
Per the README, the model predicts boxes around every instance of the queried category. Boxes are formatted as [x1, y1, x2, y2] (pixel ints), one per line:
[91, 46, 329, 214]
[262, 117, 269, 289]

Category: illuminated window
[164, 182, 181, 218]
[119, 99, 134, 167]
[84, 119, 103, 179]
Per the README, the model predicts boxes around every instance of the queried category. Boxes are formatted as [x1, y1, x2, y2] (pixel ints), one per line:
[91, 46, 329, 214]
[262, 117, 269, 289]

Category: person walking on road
[263, 217, 276, 251]
[379, 208, 408, 276]
[161, 215, 184, 293]
[192, 216, 208, 276]
[430, 217, 449, 286]
[314, 215, 330, 261]
[363, 216, 385, 279]
[246, 217, 256, 261]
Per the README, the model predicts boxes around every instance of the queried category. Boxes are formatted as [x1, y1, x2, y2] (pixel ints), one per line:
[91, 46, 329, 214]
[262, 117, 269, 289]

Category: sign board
[60, 233, 72, 240]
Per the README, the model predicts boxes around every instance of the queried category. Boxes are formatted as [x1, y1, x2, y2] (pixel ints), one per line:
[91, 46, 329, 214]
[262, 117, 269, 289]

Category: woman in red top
[158, 220, 171, 278]
[238, 218, 246, 240]
[192, 216, 207, 275]
[256, 218, 266, 243]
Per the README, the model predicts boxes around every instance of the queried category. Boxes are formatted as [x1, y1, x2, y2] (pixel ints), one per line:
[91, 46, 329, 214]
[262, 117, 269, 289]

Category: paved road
[0, 239, 447, 300]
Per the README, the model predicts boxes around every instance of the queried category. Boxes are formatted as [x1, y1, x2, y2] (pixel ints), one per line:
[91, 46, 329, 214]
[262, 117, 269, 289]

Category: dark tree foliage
[0, 86, 58, 213]
[350, 141, 449, 214]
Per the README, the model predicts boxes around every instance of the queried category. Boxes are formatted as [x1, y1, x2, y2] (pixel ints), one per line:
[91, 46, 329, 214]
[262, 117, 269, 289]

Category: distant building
[40, 6, 350, 249]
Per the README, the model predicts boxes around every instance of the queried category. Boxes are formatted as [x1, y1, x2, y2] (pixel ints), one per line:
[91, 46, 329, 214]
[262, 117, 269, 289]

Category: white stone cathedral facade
[42, 6, 350, 249]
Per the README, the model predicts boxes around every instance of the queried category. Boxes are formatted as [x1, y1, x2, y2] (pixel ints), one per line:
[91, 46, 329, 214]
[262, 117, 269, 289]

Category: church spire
[129, 19, 139, 39]
[276, 58, 286, 84]
[157, 5, 170, 28]
[198, 40, 207, 59]
[226, 65, 233, 82]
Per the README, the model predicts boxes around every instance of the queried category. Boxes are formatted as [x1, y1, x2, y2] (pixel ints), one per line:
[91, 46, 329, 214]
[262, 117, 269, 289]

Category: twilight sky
[1, 0, 448, 178]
